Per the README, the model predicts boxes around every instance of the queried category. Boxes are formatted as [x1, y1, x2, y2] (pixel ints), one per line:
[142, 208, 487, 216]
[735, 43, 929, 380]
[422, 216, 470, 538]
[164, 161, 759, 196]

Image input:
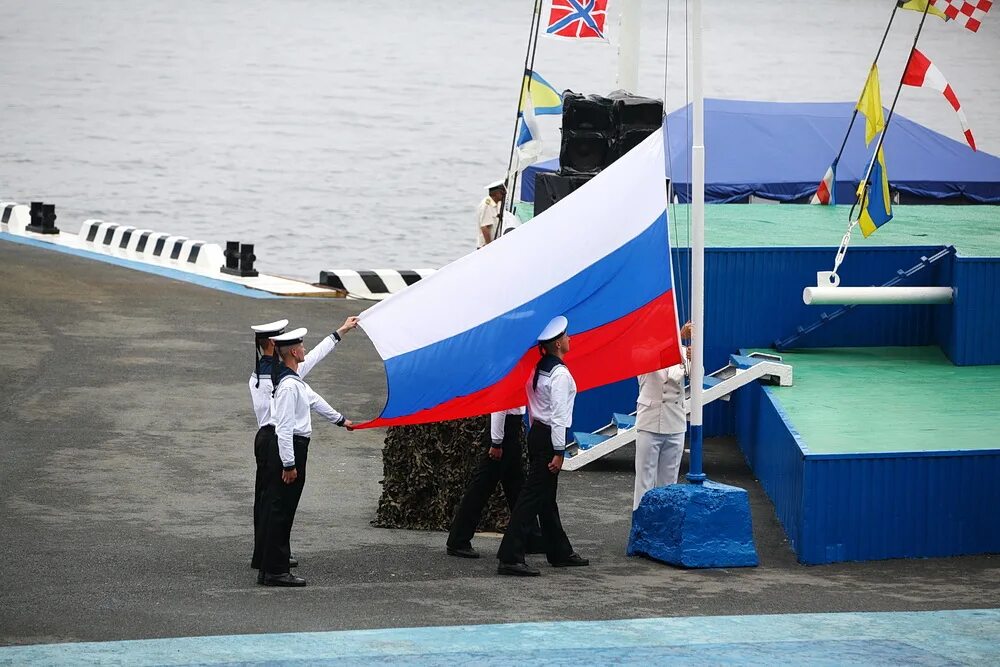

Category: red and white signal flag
[930, 0, 993, 33]
[902, 48, 977, 151]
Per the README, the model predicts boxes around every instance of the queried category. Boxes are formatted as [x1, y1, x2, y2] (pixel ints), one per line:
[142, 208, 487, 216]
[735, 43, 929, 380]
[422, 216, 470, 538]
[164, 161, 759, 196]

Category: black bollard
[221, 241, 240, 274]
[220, 241, 259, 277]
[26, 201, 59, 234]
[239, 243, 259, 277]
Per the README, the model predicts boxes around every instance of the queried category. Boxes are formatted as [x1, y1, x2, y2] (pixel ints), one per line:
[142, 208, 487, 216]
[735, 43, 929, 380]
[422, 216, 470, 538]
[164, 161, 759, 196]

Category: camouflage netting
[373, 416, 525, 532]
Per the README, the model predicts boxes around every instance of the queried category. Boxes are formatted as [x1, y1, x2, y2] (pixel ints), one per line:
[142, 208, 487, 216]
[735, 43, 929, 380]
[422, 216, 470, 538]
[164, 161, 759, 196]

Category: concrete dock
[1, 239, 998, 652]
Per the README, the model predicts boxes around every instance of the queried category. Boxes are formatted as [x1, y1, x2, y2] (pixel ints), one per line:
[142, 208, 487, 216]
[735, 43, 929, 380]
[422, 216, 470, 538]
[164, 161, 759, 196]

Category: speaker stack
[608, 91, 664, 163]
[535, 90, 663, 216]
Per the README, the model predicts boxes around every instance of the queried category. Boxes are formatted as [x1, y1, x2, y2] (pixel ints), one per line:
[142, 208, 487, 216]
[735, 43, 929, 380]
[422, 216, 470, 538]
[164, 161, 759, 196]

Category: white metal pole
[617, 0, 641, 92]
[687, 0, 706, 483]
[803, 286, 953, 305]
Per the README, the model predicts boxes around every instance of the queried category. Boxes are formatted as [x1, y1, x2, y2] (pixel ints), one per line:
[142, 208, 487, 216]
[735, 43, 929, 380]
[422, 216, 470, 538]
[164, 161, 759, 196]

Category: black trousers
[250, 424, 275, 569]
[258, 434, 310, 575]
[448, 415, 526, 549]
[497, 423, 574, 565]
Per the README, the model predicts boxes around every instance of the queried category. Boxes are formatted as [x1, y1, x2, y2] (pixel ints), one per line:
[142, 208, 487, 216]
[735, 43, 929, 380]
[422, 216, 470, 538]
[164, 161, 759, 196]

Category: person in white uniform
[257, 327, 355, 587]
[497, 316, 589, 576]
[249, 316, 358, 572]
[633, 321, 692, 511]
[476, 180, 506, 248]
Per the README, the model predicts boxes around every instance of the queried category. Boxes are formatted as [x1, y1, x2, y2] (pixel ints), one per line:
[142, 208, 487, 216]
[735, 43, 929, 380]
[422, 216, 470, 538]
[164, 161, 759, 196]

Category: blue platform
[566, 239, 1000, 565]
[569, 245, 1000, 437]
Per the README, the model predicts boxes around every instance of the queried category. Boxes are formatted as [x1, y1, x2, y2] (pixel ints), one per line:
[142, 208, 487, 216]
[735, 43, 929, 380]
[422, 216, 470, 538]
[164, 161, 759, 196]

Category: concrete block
[627, 480, 759, 568]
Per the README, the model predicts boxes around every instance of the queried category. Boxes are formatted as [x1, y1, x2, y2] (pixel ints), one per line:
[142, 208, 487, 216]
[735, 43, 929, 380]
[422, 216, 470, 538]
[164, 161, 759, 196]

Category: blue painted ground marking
[0, 233, 279, 299]
[1, 609, 997, 666]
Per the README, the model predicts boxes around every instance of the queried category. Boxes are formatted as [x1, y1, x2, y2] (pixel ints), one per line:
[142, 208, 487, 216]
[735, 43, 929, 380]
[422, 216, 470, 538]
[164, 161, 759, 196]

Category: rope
[830, 1, 932, 281]
[663, 0, 691, 326]
[497, 0, 543, 239]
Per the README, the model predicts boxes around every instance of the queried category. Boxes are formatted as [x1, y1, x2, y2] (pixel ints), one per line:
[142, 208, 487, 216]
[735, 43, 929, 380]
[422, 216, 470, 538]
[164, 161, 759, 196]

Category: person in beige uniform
[633, 322, 692, 511]
[476, 180, 507, 248]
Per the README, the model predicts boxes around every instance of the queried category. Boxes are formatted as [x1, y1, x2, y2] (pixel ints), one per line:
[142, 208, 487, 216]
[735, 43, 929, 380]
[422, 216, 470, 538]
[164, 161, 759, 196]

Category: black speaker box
[610, 127, 658, 163]
[534, 172, 594, 216]
[609, 91, 664, 130]
[561, 92, 615, 132]
[559, 130, 613, 174]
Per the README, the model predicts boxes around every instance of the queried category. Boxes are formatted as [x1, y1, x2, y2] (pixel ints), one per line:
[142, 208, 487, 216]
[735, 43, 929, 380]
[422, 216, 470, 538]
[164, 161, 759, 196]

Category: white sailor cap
[486, 180, 507, 191]
[251, 319, 288, 337]
[538, 316, 568, 344]
[271, 327, 307, 346]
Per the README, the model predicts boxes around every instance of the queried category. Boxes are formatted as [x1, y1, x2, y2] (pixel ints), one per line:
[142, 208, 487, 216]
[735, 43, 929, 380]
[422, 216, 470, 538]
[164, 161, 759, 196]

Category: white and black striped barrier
[318, 269, 437, 300]
[1, 200, 334, 296]
[77, 219, 227, 272]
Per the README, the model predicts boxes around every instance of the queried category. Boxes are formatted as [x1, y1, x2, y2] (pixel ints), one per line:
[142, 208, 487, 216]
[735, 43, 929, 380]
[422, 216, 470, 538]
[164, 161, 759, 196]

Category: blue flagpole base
[627, 481, 759, 568]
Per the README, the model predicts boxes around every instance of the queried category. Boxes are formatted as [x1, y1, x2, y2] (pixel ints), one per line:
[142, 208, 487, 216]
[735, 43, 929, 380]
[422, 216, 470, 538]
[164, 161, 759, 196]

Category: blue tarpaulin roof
[520, 98, 1000, 205]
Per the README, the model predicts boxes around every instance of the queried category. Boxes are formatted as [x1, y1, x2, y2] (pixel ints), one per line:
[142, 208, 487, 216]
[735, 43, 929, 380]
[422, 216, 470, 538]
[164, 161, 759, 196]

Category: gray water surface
[2, 0, 997, 280]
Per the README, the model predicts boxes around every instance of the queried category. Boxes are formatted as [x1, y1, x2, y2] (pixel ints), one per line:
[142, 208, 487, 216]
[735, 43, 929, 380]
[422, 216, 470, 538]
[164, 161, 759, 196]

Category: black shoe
[447, 545, 480, 559]
[262, 573, 307, 587]
[551, 553, 590, 567]
[497, 562, 540, 577]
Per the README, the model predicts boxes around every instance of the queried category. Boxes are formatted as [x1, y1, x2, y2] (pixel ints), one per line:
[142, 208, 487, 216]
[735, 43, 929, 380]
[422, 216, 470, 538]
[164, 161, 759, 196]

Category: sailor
[256, 327, 355, 587]
[476, 180, 507, 248]
[496, 316, 589, 576]
[446, 406, 529, 559]
[249, 316, 358, 572]
[633, 321, 693, 511]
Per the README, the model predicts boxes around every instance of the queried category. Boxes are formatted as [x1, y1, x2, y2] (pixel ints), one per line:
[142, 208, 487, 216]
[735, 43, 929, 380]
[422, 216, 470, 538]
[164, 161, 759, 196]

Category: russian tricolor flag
[357, 129, 682, 429]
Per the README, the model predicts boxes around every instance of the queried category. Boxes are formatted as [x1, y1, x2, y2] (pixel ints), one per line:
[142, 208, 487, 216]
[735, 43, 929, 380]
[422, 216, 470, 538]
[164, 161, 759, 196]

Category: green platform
[757, 346, 1000, 455]
[516, 204, 1000, 257]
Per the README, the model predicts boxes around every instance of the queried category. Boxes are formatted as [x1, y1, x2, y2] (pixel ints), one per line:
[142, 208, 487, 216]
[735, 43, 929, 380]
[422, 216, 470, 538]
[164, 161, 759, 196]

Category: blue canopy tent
[520, 98, 1000, 205]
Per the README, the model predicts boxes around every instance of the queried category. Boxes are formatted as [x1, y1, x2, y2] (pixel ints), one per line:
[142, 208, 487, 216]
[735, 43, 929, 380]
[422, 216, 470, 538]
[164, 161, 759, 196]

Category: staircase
[561, 352, 793, 471]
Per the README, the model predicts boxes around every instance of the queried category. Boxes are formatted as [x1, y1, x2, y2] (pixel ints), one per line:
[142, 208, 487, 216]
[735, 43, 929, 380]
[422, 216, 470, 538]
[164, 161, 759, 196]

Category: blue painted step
[730, 354, 761, 370]
[703, 376, 722, 389]
[613, 413, 636, 430]
[573, 432, 609, 450]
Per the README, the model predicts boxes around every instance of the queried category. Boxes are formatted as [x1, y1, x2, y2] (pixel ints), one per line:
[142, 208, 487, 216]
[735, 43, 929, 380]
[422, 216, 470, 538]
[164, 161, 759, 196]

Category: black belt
[259, 424, 275, 433]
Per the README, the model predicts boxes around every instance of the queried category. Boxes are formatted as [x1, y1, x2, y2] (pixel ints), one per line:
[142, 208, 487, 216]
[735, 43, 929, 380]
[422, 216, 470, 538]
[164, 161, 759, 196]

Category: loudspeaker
[561, 92, 615, 132]
[534, 172, 594, 216]
[609, 91, 664, 130]
[610, 127, 658, 162]
[559, 130, 612, 174]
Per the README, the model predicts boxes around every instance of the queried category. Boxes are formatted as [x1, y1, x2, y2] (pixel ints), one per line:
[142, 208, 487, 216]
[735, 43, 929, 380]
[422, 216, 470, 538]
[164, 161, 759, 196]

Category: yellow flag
[856, 65, 885, 146]
[897, 1, 949, 22]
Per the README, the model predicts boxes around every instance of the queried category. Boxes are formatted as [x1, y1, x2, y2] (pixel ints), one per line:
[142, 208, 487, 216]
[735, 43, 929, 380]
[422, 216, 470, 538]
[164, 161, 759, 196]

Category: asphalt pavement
[1, 239, 997, 646]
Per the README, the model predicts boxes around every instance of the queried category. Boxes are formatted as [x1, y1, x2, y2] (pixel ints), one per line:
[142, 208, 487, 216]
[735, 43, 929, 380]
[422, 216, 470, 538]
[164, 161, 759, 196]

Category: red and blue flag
[545, 0, 609, 41]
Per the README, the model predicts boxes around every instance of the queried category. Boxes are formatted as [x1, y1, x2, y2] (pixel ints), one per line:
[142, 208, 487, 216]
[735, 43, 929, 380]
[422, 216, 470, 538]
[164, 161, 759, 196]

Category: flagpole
[830, 2, 903, 178]
[852, 1, 932, 220]
[505, 32, 543, 227]
[686, 0, 706, 485]
[498, 0, 543, 239]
